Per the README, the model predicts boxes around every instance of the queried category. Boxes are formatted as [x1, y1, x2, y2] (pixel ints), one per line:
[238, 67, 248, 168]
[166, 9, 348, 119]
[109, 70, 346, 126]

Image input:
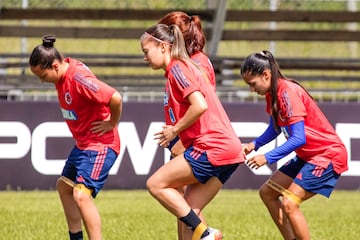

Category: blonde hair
[141, 23, 210, 84]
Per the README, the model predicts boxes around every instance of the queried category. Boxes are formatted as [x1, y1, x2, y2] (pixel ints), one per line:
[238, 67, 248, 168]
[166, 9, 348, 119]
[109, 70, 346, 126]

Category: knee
[259, 183, 272, 202]
[56, 178, 62, 192]
[146, 175, 166, 199]
[259, 184, 266, 201]
[56, 176, 73, 193]
[146, 176, 157, 196]
[281, 197, 298, 215]
[72, 184, 92, 205]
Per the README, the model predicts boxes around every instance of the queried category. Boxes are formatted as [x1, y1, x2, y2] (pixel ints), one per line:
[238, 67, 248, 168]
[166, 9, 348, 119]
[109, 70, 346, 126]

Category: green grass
[0, 189, 359, 239]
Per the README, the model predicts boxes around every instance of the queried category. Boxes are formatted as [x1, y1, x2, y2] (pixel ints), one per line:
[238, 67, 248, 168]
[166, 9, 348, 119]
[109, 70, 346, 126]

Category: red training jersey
[56, 58, 120, 154]
[266, 79, 348, 174]
[164, 59, 244, 166]
[191, 51, 216, 90]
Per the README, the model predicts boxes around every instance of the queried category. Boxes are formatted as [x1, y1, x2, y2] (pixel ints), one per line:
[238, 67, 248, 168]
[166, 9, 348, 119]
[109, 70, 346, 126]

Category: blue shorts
[279, 157, 340, 198]
[61, 146, 117, 198]
[184, 146, 239, 184]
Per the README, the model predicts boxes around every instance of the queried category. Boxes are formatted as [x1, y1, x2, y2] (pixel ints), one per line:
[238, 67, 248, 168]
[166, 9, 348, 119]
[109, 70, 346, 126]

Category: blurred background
[0, 0, 359, 102]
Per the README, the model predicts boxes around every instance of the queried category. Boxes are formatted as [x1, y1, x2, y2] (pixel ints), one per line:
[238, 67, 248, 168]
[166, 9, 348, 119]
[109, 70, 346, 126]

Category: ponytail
[168, 24, 189, 61]
[142, 24, 190, 62]
[158, 11, 206, 56]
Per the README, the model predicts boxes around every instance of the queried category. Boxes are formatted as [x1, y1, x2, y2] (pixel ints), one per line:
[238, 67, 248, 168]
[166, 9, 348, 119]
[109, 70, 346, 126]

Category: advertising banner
[0, 101, 359, 190]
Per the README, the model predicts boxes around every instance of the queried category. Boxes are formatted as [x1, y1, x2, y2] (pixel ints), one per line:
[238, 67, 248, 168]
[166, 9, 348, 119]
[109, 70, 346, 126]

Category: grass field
[0, 189, 359, 240]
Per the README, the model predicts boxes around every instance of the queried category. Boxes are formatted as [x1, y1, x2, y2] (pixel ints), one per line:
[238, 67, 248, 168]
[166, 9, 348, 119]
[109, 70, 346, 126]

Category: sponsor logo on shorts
[77, 175, 85, 183]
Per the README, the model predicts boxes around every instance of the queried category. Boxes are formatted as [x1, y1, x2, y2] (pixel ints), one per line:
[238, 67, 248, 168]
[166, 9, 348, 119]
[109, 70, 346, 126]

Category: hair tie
[42, 34, 56, 47]
[143, 32, 173, 46]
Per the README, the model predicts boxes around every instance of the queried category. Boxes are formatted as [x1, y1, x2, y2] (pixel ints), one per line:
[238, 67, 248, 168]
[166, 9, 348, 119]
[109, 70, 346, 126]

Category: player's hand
[246, 154, 267, 169]
[243, 142, 255, 155]
[91, 120, 114, 136]
[154, 125, 177, 147]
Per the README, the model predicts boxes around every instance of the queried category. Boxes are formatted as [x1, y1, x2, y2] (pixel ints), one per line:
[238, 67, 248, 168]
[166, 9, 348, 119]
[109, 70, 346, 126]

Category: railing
[1, 8, 360, 102]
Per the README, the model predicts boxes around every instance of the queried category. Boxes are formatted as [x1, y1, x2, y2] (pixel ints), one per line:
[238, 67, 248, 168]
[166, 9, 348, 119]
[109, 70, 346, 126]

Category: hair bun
[42, 34, 56, 47]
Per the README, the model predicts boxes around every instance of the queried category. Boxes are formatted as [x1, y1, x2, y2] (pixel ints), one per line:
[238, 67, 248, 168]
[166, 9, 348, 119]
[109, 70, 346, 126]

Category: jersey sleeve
[73, 68, 115, 105]
[167, 61, 202, 99]
[278, 87, 306, 125]
[254, 117, 280, 150]
[265, 120, 306, 164]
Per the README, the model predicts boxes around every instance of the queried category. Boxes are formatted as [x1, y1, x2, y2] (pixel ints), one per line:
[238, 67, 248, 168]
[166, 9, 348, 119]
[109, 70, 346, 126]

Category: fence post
[205, 0, 227, 56]
[347, 0, 358, 58]
[269, 0, 278, 53]
[0, 0, 5, 76]
[21, 0, 28, 76]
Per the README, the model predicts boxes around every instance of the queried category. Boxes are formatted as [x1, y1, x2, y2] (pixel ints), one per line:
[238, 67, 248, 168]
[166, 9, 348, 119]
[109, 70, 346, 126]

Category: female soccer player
[158, 11, 216, 90]
[140, 24, 245, 240]
[29, 35, 122, 240]
[158, 11, 216, 239]
[241, 50, 348, 240]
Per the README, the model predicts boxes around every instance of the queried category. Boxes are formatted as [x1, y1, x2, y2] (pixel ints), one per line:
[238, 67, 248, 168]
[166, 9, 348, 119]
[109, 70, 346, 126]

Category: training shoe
[200, 227, 223, 240]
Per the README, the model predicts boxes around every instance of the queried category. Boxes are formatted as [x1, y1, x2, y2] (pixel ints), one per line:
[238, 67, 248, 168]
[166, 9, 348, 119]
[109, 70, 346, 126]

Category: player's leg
[177, 185, 208, 240]
[73, 146, 117, 240]
[56, 176, 83, 239]
[147, 150, 214, 239]
[168, 139, 203, 240]
[72, 184, 101, 240]
[281, 183, 314, 240]
[259, 171, 296, 240]
[147, 153, 197, 217]
[178, 209, 207, 240]
[282, 161, 339, 240]
[57, 146, 84, 240]
[181, 177, 222, 240]
[176, 186, 186, 240]
[260, 157, 308, 239]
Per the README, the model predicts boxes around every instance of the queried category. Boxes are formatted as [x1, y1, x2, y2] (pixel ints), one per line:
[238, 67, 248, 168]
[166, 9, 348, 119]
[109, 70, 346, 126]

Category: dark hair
[158, 11, 206, 56]
[29, 34, 63, 69]
[241, 50, 312, 130]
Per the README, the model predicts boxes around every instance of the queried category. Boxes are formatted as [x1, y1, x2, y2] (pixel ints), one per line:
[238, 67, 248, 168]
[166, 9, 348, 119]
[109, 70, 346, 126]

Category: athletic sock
[179, 209, 209, 238]
[69, 230, 83, 240]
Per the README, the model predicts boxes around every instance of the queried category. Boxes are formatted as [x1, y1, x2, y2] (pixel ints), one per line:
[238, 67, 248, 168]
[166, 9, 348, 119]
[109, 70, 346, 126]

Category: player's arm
[158, 91, 207, 147]
[253, 117, 280, 150]
[265, 120, 306, 164]
[108, 91, 122, 128]
[244, 117, 280, 155]
[172, 91, 207, 135]
[91, 91, 122, 135]
[247, 120, 306, 169]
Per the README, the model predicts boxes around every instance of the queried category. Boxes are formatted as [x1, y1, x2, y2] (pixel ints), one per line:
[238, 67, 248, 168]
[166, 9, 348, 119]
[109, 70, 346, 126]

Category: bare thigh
[147, 154, 198, 189]
[184, 177, 223, 211]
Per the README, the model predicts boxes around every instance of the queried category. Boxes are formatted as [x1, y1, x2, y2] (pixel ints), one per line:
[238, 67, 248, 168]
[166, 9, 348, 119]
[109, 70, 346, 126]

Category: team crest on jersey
[64, 91, 72, 105]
